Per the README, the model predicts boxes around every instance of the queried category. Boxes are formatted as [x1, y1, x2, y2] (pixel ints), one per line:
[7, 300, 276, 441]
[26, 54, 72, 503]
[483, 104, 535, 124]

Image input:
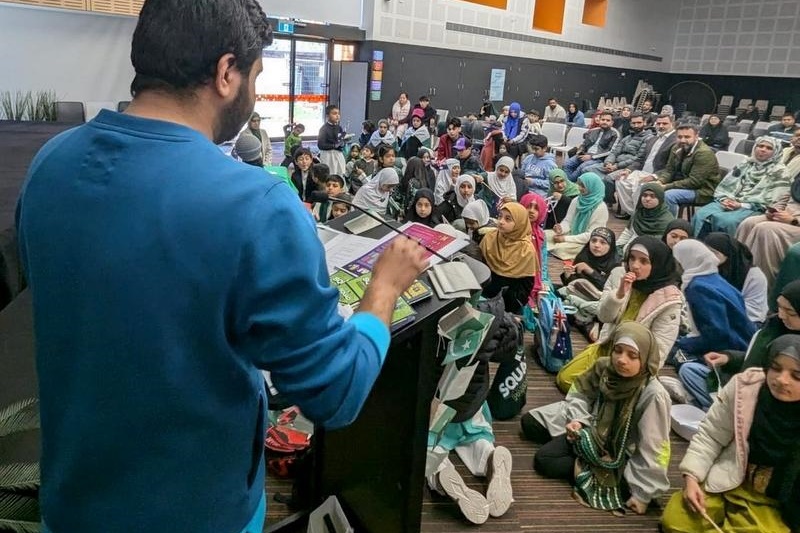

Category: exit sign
[277, 21, 294, 34]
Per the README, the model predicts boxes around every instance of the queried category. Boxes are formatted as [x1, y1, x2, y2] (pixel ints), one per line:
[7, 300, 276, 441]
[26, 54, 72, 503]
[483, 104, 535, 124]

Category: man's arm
[238, 185, 427, 429]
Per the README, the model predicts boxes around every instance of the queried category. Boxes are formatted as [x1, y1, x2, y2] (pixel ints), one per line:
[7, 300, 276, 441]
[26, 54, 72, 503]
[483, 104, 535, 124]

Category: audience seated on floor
[523, 322, 671, 517]
[545, 173, 609, 260]
[661, 334, 800, 533]
[519, 134, 558, 197]
[544, 169, 579, 230]
[661, 219, 693, 249]
[616, 183, 675, 252]
[556, 236, 682, 393]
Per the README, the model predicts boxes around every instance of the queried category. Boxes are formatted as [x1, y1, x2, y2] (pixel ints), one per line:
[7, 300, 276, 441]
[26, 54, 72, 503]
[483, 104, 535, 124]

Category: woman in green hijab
[523, 322, 671, 516]
[616, 182, 675, 253]
[545, 172, 610, 260]
[545, 168, 580, 229]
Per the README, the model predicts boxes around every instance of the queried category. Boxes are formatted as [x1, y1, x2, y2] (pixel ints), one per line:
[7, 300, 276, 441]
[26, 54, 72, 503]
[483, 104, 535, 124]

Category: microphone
[309, 191, 450, 262]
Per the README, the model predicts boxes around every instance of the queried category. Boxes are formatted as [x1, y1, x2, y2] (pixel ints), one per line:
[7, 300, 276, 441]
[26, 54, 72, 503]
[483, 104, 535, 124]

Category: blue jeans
[678, 362, 713, 410]
[563, 156, 601, 181]
[664, 189, 697, 216]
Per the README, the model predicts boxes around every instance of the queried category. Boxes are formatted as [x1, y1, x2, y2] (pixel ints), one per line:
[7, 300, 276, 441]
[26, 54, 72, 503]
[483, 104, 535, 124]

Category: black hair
[377, 144, 395, 164]
[447, 117, 462, 128]
[293, 123, 305, 132]
[630, 112, 645, 119]
[131, 0, 272, 96]
[293, 147, 313, 161]
[325, 104, 339, 116]
[548, 97, 557, 102]
[527, 134, 548, 150]
[676, 123, 699, 133]
[326, 174, 345, 187]
[354, 159, 367, 171]
[312, 163, 330, 182]
[599, 111, 614, 118]
[333, 192, 353, 203]
[419, 95, 430, 102]
[398, 92, 409, 99]
[783, 112, 795, 118]
[362, 120, 375, 134]
[360, 144, 374, 155]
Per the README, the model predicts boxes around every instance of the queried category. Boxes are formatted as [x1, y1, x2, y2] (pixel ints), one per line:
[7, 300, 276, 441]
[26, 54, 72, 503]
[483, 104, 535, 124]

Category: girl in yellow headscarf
[479, 202, 538, 313]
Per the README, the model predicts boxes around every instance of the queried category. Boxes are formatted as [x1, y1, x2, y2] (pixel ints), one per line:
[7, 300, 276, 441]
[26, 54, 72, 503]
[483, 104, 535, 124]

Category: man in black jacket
[562, 111, 620, 181]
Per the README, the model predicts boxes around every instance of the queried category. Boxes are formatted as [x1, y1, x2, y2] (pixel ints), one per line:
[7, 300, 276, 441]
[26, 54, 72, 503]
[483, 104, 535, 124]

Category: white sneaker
[486, 446, 514, 517]
[437, 463, 490, 524]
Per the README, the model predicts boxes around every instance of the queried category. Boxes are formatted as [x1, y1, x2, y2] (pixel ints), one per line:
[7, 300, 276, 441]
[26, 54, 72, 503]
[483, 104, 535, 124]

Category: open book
[427, 261, 481, 300]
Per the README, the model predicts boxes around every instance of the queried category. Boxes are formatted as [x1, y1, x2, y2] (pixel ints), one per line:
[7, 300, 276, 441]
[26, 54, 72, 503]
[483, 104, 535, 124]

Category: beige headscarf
[479, 202, 537, 278]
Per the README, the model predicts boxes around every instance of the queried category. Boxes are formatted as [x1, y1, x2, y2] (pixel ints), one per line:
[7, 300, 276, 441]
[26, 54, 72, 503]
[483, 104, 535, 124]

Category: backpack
[534, 291, 574, 374]
[486, 320, 527, 420]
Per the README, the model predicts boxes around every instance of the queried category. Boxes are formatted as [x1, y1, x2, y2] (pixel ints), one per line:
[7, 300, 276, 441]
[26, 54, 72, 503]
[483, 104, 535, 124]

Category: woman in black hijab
[662, 334, 800, 533]
[703, 232, 769, 325]
[404, 188, 442, 227]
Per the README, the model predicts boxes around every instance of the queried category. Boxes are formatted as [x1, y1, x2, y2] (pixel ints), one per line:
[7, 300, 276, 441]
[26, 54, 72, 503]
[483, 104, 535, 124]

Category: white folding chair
[715, 150, 748, 172]
[727, 132, 748, 152]
[700, 114, 710, 126]
[551, 126, 588, 160]
[541, 122, 568, 150]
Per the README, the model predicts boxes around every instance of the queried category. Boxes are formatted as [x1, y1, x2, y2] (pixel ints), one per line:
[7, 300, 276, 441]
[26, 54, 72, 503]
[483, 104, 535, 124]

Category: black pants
[534, 435, 576, 483]
[483, 274, 534, 315]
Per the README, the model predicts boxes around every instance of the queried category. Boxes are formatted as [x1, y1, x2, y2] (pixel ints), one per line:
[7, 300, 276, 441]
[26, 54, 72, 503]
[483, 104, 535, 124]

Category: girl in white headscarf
[480, 156, 520, 217]
[434, 159, 461, 205]
[352, 167, 400, 217]
[671, 239, 757, 365]
[461, 199, 495, 244]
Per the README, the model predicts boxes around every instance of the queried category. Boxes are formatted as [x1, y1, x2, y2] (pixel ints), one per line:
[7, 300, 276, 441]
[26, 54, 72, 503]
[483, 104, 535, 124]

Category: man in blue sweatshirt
[15, 2, 428, 533]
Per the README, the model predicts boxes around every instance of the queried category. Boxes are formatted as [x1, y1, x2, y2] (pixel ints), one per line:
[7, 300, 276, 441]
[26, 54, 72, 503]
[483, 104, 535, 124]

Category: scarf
[519, 193, 548, 253]
[573, 322, 660, 486]
[661, 219, 694, 244]
[750, 335, 800, 529]
[574, 227, 619, 284]
[405, 188, 441, 227]
[479, 202, 537, 278]
[714, 136, 789, 205]
[745, 281, 800, 370]
[572, 173, 605, 235]
[460, 200, 490, 227]
[455, 175, 476, 207]
[503, 102, 522, 139]
[703, 232, 753, 291]
[487, 156, 517, 200]
[672, 239, 720, 288]
[625, 236, 679, 294]
[353, 167, 399, 212]
[630, 183, 675, 236]
[548, 168, 581, 197]
[401, 157, 429, 193]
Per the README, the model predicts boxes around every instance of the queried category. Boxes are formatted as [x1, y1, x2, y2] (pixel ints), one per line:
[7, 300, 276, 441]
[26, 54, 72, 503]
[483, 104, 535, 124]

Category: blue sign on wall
[277, 21, 295, 34]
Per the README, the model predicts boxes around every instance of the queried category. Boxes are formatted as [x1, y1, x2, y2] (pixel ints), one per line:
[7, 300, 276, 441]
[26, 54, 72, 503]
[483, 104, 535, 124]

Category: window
[333, 43, 355, 62]
[532, 0, 565, 34]
[582, 0, 608, 27]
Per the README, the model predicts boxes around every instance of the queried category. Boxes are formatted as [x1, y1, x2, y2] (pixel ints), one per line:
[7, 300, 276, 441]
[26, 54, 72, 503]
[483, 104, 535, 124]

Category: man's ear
[213, 53, 240, 100]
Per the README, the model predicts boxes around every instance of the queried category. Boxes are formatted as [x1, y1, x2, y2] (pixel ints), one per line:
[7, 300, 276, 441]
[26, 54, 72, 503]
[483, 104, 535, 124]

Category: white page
[323, 233, 379, 275]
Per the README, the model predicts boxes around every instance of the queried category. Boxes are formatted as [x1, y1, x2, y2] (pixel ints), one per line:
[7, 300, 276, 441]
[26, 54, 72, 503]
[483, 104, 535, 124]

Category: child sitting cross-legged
[661, 334, 800, 533]
[522, 322, 672, 517]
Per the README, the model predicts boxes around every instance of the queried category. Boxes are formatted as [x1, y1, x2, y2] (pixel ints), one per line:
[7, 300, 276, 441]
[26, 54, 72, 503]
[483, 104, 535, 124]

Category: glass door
[254, 37, 329, 140]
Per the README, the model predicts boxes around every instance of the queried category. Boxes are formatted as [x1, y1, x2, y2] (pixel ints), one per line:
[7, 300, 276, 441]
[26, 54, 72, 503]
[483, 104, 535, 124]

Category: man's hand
[704, 352, 729, 368]
[360, 239, 429, 327]
[640, 174, 656, 183]
[579, 154, 593, 162]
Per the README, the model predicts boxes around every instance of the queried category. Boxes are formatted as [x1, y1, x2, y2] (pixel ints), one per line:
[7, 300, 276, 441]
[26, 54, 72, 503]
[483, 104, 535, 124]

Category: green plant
[0, 398, 41, 533]
[30, 92, 57, 122]
[0, 92, 33, 121]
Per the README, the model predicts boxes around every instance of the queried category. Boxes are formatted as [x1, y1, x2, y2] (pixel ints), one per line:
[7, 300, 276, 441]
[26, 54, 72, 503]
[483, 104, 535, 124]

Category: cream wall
[368, 0, 679, 72]
[671, 0, 800, 77]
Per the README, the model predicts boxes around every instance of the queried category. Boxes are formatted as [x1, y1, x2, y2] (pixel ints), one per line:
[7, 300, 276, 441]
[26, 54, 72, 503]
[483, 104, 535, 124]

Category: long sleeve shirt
[16, 110, 390, 533]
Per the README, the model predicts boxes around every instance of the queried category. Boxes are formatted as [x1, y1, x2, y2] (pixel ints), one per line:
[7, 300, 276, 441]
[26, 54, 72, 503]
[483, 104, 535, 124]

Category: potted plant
[0, 397, 40, 533]
[0, 91, 57, 122]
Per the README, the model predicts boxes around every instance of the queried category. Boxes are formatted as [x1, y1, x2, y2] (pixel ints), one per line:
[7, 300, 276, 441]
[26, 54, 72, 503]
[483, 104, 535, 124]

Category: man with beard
[652, 123, 720, 215]
[15, 2, 428, 533]
[562, 111, 620, 181]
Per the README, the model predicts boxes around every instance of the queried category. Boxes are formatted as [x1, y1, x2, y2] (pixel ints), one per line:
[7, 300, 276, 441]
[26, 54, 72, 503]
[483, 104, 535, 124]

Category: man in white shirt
[543, 98, 567, 123]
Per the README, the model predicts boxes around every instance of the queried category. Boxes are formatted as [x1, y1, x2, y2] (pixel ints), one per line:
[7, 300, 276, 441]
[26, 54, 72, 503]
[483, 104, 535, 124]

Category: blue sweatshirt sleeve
[677, 282, 731, 356]
[235, 182, 390, 429]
